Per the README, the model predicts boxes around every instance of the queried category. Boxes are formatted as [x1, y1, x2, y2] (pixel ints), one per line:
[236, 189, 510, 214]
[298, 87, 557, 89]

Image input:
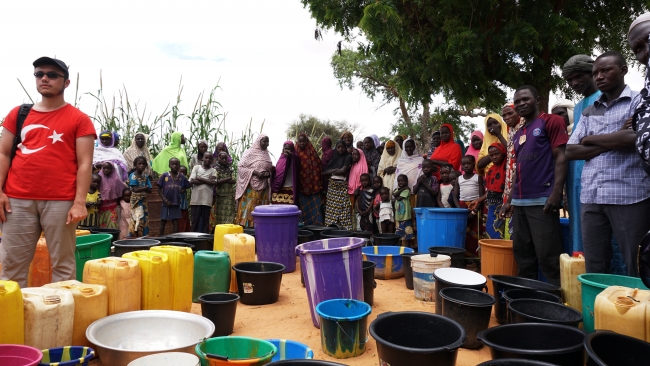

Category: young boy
[414, 159, 439, 208]
[178, 165, 190, 232]
[190, 152, 218, 233]
[158, 157, 191, 235]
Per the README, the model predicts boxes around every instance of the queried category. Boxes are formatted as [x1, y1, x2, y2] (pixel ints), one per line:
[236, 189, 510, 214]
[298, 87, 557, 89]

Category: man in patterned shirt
[566, 51, 650, 276]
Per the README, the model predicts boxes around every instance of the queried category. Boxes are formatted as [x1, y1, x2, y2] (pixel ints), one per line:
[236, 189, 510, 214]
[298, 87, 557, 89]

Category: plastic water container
[252, 205, 301, 273]
[595, 286, 650, 341]
[316, 299, 371, 359]
[22, 287, 74, 349]
[266, 339, 314, 361]
[82, 257, 141, 314]
[414, 208, 469, 253]
[362, 246, 414, 279]
[123, 251, 172, 310]
[478, 239, 518, 299]
[223, 234, 256, 293]
[213, 224, 243, 251]
[0, 280, 24, 344]
[560, 252, 585, 310]
[43, 280, 108, 348]
[28, 237, 51, 287]
[193, 251, 231, 302]
[39, 346, 95, 366]
[150, 245, 194, 312]
[410, 254, 451, 302]
[0, 344, 42, 366]
[75, 234, 112, 281]
[128, 352, 200, 366]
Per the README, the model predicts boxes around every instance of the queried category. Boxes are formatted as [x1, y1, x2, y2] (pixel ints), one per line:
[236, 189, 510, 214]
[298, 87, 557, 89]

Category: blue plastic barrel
[414, 208, 469, 253]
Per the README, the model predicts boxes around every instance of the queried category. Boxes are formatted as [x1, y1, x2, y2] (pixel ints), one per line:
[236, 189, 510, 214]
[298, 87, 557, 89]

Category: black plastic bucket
[354, 231, 373, 239]
[478, 359, 560, 366]
[429, 246, 465, 268]
[198, 292, 239, 337]
[141, 236, 178, 244]
[585, 330, 650, 366]
[183, 235, 214, 252]
[401, 253, 418, 290]
[267, 360, 347, 365]
[244, 228, 256, 237]
[303, 226, 333, 240]
[433, 268, 487, 315]
[90, 228, 120, 243]
[488, 275, 561, 324]
[477, 323, 586, 366]
[372, 233, 401, 246]
[113, 239, 160, 257]
[298, 230, 314, 244]
[503, 289, 562, 323]
[508, 299, 583, 327]
[362, 261, 376, 306]
[321, 230, 354, 238]
[440, 287, 495, 349]
[233, 261, 285, 305]
[369, 311, 465, 366]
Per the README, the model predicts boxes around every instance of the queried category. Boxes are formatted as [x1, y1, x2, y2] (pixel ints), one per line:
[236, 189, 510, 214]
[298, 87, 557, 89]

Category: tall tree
[285, 114, 358, 151]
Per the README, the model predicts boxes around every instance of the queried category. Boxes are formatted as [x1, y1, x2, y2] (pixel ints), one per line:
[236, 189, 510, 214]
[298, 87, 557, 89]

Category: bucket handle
[207, 351, 274, 361]
[335, 321, 369, 345]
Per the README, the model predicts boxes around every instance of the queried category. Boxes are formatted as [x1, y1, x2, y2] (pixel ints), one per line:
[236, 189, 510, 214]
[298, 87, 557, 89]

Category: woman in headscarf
[113, 132, 121, 149]
[429, 124, 463, 174]
[152, 132, 189, 175]
[378, 140, 402, 194]
[425, 131, 441, 159]
[465, 130, 484, 161]
[393, 138, 421, 247]
[211, 142, 233, 167]
[394, 134, 405, 149]
[551, 99, 575, 135]
[340, 131, 354, 153]
[295, 133, 323, 225]
[497, 103, 524, 239]
[321, 137, 334, 169]
[123, 132, 153, 177]
[271, 141, 299, 205]
[477, 114, 508, 174]
[362, 135, 381, 178]
[208, 149, 236, 231]
[323, 140, 354, 230]
[235, 134, 273, 228]
[97, 161, 127, 229]
[190, 139, 209, 170]
[94, 130, 129, 181]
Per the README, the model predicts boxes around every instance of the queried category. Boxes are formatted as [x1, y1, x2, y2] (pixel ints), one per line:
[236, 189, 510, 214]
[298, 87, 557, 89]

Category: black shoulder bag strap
[9, 103, 33, 166]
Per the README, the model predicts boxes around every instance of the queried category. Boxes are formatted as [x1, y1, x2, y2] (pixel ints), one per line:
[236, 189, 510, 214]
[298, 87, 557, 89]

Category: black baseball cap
[33, 57, 69, 79]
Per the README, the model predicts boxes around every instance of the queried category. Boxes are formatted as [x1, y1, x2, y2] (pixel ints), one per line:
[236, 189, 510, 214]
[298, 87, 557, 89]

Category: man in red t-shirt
[0, 57, 96, 287]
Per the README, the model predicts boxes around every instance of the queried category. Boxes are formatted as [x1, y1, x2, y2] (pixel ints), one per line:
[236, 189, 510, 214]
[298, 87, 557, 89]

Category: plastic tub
[371, 233, 401, 246]
[477, 323, 586, 366]
[253, 205, 301, 273]
[199, 293, 239, 337]
[267, 361, 346, 366]
[414, 208, 468, 253]
[353, 231, 373, 239]
[362, 261, 376, 306]
[440, 287, 495, 349]
[585, 330, 650, 366]
[316, 299, 371, 359]
[433, 268, 487, 315]
[195, 337, 277, 366]
[183, 236, 214, 252]
[502, 289, 562, 323]
[478, 360, 560, 366]
[75, 234, 112, 281]
[488, 275, 561, 324]
[321, 230, 354, 239]
[362, 246, 414, 279]
[266, 339, 313, 362]
[113, 239, 160, 257]
[479, 240, 518, 298]
[428, 246, 465, 268]
[38, 347, 94, 366]
[508, 299, 583, 327]
[577, 273, 649, 333]
[128, 352, 199, 366]
[0, 344, 42, 366]
[301, 226, 331, 241]
[369, 311, 465, 366]
[141, 236, 177, 244]
[297, 230, 314, 245]
[233, 262, 285, 305]
[296, 237, 364, 328]
[401, 253, 418, 290]
[89, 228, 120, 243]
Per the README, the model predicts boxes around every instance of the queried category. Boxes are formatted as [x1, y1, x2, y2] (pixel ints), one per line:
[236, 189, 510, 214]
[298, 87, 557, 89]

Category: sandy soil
[91, 259, 496, 365]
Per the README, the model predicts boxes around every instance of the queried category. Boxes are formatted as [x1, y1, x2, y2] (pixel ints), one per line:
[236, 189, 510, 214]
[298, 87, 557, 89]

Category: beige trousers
[0, 198, 75, 287]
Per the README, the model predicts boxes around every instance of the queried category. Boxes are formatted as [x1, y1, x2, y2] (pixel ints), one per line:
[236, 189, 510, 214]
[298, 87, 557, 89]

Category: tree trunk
[398, 97, 411, 124]
[420, 102, 431, 152]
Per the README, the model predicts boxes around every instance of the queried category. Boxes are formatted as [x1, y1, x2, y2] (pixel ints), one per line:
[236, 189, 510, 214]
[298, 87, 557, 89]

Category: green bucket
[577, 273, 649, 332]
[195, 336, 277, 366]
[75, 234, 112, 281]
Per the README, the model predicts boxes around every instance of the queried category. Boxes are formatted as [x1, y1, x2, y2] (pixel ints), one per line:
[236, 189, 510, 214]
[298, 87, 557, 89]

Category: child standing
[454, 154, 484, 254]
[355, 173, 375, 232]
[437, 166, 454, 208]
[98, 162, 125, 229]
[393, 174, 415, 248]
[375, 187, 395, 233]
[471, 143, 507, 239]
[80, 173, 102, 227]
[178, 166, 191, 232]
[128, 156, 153, 237]
[189, 152, 217, 233]
[414, 159, 439, 208]
[371, 175, 383, 233]
[119, 188, 132, 239]
[158, 157, 191, 235]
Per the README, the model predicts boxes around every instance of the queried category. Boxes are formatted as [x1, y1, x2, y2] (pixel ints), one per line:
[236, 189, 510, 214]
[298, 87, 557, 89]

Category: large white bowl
[86, 310, 214, 366]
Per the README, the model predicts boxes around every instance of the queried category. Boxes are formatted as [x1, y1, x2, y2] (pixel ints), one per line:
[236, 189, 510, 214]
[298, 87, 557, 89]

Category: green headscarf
[152, 132, 189, 174]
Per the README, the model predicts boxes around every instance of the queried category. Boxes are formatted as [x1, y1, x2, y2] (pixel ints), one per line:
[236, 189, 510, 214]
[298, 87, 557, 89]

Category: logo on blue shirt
[533, 128, 541, 136]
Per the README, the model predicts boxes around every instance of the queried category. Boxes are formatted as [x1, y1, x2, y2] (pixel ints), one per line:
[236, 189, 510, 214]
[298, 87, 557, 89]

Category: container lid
[252, 204, 301, 217]
[411, 253, 451, 263]
[434, 267, 486, 285]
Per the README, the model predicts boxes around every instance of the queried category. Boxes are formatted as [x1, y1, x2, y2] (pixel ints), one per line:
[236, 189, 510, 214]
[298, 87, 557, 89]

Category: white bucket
[411, 254, 451, 301]
[128, 352, 200, 366]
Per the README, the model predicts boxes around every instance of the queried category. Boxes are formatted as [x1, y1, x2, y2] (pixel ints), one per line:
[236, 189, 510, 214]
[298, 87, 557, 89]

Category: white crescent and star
[17, 124, 64, 155]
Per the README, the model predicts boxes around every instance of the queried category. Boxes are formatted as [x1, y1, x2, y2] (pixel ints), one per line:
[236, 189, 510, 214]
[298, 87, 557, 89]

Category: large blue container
[414, 208, 469, 253]
[253, 205, 301, 273]
[362, 246, 414, 279]
[267, 339, 314, 361]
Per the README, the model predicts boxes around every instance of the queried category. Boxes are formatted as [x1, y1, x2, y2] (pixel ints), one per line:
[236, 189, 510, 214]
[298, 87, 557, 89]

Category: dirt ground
[91, 258, 496, 365]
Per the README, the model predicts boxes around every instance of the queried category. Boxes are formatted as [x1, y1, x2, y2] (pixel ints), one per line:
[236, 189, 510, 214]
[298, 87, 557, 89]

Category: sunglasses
[34, 71, 65, 79]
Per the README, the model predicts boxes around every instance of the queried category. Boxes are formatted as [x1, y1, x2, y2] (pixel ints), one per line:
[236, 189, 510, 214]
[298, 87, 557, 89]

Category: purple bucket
[296, 237, 365, 328]
[253, 204, 301, 273]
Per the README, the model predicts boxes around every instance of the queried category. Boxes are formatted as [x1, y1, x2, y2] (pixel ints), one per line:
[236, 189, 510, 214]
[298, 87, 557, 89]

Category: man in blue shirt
[566, 51, 650, 276]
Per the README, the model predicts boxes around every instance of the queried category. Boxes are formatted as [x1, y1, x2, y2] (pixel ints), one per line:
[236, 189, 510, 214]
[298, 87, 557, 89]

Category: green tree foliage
[302, 0, 649, 113]
[285, 113, 358, 152]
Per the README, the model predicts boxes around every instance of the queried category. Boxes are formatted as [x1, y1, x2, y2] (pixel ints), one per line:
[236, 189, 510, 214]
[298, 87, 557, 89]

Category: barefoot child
[414, 159, 439, 208]
[454, 154, 484, 254]
[371, 175, 383, 233]
[98, 162, 125, 229]
[374, 187, 395, 233]
[158, 157, 191, 235]
[119, 188, 132, 239]
[393, 174, 415, 247]
[190, 152, 217, 233]
[128, 156, 153, 237]
[178, 166, 191, 232]
[471, 143, 507, 239]
[355, 173, 375, 232]
[80, 173, 102, 227]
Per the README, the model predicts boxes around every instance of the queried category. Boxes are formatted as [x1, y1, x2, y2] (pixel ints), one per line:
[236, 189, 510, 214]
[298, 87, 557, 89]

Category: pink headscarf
[465, 130, 484, 160]
[235, 134, 273, 200]
[98, 161, 127, 201]
[348, 148, 369, 194]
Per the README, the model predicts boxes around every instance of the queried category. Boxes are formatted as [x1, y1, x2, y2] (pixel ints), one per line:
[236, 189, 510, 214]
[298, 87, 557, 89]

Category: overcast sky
[0, 1, 645, 161]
